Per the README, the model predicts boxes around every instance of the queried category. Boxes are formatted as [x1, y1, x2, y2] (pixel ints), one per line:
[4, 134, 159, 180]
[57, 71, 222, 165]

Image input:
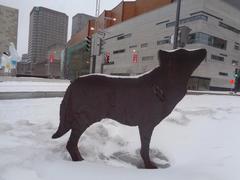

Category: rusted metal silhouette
[52, 48, 207, 169]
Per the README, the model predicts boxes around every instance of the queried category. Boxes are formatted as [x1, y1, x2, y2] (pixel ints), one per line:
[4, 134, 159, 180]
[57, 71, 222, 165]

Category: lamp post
[173, 0, 182, 49]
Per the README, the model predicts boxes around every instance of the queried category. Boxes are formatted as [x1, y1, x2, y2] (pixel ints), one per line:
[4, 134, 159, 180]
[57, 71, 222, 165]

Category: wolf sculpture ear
[158, 49, 186, 67]
[158, 49, 169, 66]
[158, 48, 207, 68]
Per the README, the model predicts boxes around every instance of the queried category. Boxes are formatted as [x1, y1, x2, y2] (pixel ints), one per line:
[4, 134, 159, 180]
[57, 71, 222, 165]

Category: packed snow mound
[79, 119, 170, 168]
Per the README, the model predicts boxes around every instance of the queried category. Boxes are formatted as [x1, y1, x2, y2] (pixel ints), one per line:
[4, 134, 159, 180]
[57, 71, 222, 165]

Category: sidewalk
[0, 91, 65, 100]
[0, 77, 69, 99]
[188, 90, 240, 96]
[0, 77, 239, 100]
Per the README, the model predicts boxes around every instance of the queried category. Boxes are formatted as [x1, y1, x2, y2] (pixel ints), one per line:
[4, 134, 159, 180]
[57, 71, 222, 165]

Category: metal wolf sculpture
[52, 48, 207, 169]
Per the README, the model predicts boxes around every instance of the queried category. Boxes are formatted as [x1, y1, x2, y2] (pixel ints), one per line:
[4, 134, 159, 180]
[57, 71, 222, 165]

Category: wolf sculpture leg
[139, 126, 157, 169]
[66, 130, 84, 161]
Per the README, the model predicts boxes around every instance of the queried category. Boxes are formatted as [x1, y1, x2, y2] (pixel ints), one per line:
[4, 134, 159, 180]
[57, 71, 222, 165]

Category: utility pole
[234, 69, 240, 93]
[91, 0, 101, 73]
[173, 0, 182, 49]
[95, 0, 100, 17]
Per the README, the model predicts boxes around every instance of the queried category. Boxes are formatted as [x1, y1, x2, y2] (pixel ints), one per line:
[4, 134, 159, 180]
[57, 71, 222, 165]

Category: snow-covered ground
[0, 95, 240, 180]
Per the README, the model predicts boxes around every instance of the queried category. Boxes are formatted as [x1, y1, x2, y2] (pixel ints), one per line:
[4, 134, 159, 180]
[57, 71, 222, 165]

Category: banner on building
[132, 52, 138, 63]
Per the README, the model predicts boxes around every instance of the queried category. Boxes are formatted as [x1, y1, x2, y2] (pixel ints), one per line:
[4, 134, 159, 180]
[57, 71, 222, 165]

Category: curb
[0, 91, 239, 100]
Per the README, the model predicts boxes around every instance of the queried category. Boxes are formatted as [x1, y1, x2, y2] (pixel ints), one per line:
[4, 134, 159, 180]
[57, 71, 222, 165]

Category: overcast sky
[0, 0, 126, 56]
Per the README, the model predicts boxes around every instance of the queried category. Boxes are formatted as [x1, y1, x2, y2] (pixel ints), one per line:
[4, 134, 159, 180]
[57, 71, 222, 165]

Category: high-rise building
[28, 6, 68, 76]
[72, 13, 95, 36]
[0, 4, 18, 55]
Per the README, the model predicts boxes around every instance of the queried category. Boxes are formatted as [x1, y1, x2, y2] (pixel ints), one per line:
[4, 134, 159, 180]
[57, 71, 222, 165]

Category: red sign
[230, 79, 235, 85]
[49, 54, 54, 63]
[132, 52, 138, 63]
[105, 52, 110, 63]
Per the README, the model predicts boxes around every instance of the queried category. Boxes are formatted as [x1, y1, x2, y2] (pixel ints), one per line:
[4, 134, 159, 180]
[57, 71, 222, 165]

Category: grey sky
[0, 0, 124, 56]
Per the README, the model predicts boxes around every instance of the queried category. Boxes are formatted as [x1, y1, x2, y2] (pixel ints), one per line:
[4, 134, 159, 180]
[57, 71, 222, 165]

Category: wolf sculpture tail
[52, 85, 72, 139]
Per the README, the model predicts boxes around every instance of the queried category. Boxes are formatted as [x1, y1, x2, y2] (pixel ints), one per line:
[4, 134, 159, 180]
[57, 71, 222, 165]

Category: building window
[105, 33, 124, 40]
[188, 77, 210, 90]
[156, 20, 170, 26]
[142, 56, 154, 61]
[129, 45, 137, 48]
[188, 32, 227, 50]
[141, 43, 148, 48]
[234, 44, 240, 50]
[232, 60, 239, 66]
[219, 22, 240, 34]
[117, 33, 132, 40]
[157, 38, 171, 46]
[219, 53, 227, 57]
[113, 49, 125, 54]
[166, 14, 208, 28]
[219, 72, 228, 76]
[211, 54, 224, 62]
[234, 42, 240, 50]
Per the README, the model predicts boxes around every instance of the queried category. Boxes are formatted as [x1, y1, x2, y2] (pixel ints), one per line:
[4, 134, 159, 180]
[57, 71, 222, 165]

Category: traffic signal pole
[92, 55, 96, 73]
[173, 0, 182, 49]
[234, 69, 240, 93]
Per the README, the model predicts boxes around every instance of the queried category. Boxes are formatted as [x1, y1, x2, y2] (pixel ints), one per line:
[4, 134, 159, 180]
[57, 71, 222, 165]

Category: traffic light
[84, 36, 91, 52]
[234, 69, 240, 78]
[179, 26, 192, 47]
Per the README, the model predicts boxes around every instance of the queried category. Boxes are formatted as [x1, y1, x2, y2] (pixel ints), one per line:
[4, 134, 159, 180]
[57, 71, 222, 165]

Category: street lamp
[104, 17, 117, 21]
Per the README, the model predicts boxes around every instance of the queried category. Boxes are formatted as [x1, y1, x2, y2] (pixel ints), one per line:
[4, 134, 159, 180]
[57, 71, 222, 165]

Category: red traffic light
[229, 79, 235, 84]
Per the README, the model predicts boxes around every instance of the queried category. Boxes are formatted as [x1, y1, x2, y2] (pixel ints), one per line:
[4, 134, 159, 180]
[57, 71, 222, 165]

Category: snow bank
[0, 81, 70, 92]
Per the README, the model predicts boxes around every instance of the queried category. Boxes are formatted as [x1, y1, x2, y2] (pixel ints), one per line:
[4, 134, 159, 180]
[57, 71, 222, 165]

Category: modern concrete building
[92, 0, 240, 90]
[0, 4, 18, 55]
[64, 0, 173, 80]
[28, 7, 68, 76]
[72, 13, 95, 36]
